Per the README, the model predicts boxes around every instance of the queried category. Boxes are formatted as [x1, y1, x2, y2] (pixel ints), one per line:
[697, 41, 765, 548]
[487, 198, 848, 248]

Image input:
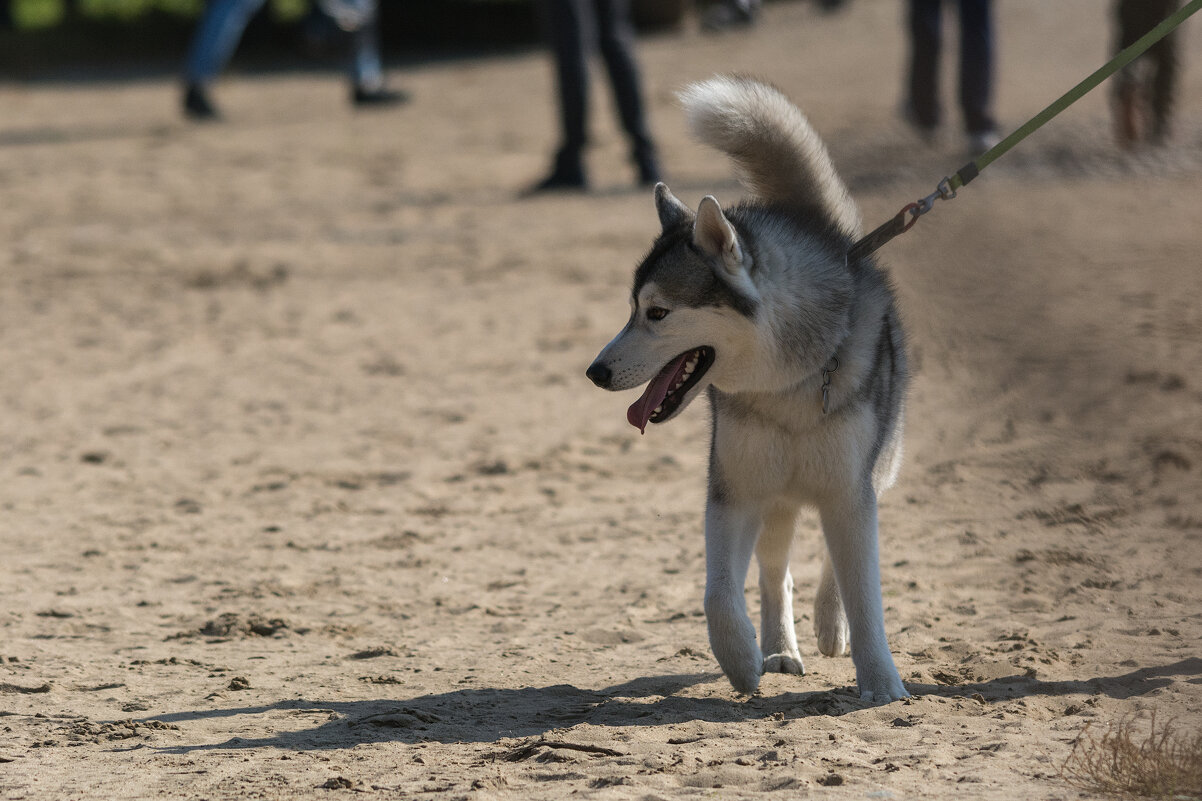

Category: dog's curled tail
[679, 75, 862, 239]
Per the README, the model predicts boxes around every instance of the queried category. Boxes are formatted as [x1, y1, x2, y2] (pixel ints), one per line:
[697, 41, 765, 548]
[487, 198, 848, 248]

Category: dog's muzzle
[585, 361, 612, 389]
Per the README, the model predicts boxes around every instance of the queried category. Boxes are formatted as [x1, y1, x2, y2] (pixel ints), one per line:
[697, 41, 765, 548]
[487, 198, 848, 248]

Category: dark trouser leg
[1115, 0, 1179, 142]
[1114, 0, 1147, 143]
[543, 0, 590, 174]
[957, 0, 995, 135]
[907, 0, 943, 130]
[592, 0, 659, 181]
[1148, 1, 1180, 139]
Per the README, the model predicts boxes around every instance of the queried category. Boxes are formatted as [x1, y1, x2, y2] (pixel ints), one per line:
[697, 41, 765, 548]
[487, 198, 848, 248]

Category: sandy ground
[2, 1, 1202, 798]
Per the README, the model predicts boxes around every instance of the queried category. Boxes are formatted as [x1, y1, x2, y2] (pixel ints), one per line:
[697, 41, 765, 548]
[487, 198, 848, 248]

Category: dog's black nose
[586, 362, 611, 388]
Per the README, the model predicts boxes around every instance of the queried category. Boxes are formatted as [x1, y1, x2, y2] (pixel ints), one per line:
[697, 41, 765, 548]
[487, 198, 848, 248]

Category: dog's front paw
[856, 670, 910, 705]
[706, 599, 762, 695]
[713, 633, 763, 695]
[724, 654, 764, 695]
[762, 652, 805, 675]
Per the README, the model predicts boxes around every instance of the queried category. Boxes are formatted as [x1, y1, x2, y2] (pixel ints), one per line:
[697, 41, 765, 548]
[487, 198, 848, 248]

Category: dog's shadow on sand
[145, 658, 1202, 754]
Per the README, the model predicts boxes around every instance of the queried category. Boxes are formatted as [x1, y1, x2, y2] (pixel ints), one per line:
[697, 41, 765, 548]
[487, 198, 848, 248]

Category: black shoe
[351, 86, 410, 108]
[183, 84, 220, 121]
[523, 169, 587, 196]
[522, 148, 587, 196]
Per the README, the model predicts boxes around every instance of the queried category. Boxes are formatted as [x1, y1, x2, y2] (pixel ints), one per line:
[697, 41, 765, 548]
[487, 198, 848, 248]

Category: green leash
[848, 0, 1202, 263]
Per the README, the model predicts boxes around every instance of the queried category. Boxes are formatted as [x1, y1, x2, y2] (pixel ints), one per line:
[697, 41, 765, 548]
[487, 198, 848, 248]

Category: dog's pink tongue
[627, 354, 690, 434]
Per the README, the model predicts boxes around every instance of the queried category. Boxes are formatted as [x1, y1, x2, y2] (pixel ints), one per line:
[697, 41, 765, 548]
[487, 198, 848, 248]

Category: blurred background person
[1113, 0, 1181, 147]
[904, 0, 1000, 154]
[182, 0, 406, 121]
[527, 0, 661, 193]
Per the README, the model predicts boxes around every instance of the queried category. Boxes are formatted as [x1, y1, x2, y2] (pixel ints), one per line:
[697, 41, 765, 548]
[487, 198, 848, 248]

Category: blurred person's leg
[1139, 0, 1180, 142]
[349, 21, 383, 92]
[593, 0, 660, 184]
[182, 0, 267, 119]
[532, 0, 590, 190]
[184, 0, 266, 88]
[347, 2, 408, 106]
[957, 0, 998, 151]
[906, 0, 943, 134]
[1114, 0, 1145, 145]
[1148, 28, 1179, 141]
[1113, 0, 1179, 145]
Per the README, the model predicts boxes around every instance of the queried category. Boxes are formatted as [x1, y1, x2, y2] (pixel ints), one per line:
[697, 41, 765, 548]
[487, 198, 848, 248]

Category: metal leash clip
[821, 357, 839, 415]
[900, 177, 957, 232]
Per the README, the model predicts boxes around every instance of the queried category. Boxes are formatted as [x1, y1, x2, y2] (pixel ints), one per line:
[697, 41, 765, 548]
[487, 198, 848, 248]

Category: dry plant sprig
[1061, 713, 1202, 799]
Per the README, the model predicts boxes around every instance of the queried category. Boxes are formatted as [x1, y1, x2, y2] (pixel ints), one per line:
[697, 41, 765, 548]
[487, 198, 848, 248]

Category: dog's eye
[646, 307, 670, 321]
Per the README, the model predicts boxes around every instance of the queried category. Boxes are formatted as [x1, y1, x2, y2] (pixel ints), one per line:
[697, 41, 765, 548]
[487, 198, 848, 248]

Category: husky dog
[586, 76, 909, 703]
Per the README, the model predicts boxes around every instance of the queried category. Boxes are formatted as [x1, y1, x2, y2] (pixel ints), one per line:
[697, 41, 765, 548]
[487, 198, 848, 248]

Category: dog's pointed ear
[693, 195, 748, 276]
[655, 182, 693, 230]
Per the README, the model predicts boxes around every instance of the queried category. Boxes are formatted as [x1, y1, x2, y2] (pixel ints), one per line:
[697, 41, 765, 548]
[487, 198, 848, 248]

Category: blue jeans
[907, 0, 996, 135]
[184, 0, 383, 90]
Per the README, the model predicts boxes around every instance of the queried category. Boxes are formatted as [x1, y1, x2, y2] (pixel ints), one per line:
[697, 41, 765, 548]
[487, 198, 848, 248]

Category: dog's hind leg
[813, 550, 850, 657]
[704, 500, 764, 695]
[757, 504, 804, 675]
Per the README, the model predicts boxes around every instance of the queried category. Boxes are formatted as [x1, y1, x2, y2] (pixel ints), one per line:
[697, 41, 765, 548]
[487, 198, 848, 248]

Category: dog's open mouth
[627, 347, 715, 433]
